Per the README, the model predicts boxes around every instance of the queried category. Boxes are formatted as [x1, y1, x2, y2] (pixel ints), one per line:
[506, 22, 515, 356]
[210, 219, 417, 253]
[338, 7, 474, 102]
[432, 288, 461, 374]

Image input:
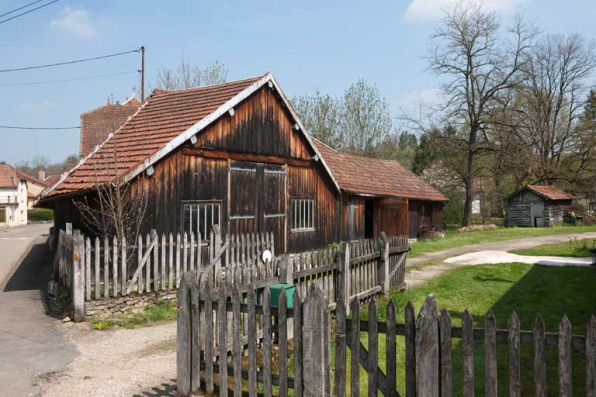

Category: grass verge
[510, 237, 596, 258]
[91, 300, 177, 330]
[349, 263, 596, 396]
[409, 224, 596, 258]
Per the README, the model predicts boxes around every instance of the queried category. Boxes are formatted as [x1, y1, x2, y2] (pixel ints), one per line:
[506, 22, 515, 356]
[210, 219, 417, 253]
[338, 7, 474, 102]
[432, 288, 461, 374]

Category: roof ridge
[152, 73, 268, 96]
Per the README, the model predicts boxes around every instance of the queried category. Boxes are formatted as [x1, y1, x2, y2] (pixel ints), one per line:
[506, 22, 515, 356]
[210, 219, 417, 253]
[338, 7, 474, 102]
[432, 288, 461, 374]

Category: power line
[0, 48, 140, 73]
[0, 0, 44, 18]
[0, 125, 79, 130]
[0, 70, 140, 87]
[0, 0, 59, 25]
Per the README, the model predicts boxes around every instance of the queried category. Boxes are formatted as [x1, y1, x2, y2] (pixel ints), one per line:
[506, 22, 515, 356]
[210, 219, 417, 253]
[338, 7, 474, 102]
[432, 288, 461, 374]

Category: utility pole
[140, 46, 145, 102]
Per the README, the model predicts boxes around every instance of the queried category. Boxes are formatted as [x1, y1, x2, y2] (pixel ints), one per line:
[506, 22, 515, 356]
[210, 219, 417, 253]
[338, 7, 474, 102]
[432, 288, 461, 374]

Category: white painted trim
[40, 96, 151, 198]
[122, 73, 341, 192]
[267, 75, 341, 192]
[43, 72, 341, 200]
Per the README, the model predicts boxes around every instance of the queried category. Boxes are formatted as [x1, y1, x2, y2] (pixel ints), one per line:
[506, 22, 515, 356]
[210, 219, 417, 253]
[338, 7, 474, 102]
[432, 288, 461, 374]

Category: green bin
[268, 283, 295, 309]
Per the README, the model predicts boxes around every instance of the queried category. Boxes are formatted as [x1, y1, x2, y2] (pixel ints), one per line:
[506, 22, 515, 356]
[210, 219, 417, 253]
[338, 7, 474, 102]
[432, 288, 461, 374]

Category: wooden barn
[313, 141, 447, 239]
[39, 73, 447, 253]
[506, 185, 576, 227]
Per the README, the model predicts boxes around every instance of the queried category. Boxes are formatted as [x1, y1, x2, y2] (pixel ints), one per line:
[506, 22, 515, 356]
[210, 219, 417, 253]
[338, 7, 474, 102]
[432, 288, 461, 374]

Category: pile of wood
[457, 224, 498, 233]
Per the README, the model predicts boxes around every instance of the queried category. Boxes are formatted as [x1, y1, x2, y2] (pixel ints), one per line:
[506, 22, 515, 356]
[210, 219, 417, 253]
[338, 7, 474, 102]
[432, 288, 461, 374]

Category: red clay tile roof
[313, 139, 448, 202]
[0, 164, 18, 188]
[526, 185, 576, 201]
[15, 170, 50, 188]
[44, 175, 60, 186]
[46, 75, 265, 198]
[80, 100, 141, 157]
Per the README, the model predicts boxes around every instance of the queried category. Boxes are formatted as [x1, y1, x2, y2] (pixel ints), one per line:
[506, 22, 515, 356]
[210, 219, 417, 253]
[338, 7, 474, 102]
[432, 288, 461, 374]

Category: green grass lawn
[409, 224, 596, 258]
[346, 263, 596, 396]
[511, 237, 596, 258]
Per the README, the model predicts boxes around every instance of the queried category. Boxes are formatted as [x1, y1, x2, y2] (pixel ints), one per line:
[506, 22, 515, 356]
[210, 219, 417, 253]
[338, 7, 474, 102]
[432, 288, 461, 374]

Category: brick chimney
[38, 168, 45, 181]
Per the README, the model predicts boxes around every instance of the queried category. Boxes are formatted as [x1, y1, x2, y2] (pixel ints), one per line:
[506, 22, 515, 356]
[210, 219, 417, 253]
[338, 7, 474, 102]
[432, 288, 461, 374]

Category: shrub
[28, 208, 54, 222]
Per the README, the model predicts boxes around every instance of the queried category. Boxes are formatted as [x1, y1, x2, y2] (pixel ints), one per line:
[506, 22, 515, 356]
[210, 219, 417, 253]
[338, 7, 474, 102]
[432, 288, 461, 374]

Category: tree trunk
[462, 131, 476, 227]
[494, 172, 505, 219]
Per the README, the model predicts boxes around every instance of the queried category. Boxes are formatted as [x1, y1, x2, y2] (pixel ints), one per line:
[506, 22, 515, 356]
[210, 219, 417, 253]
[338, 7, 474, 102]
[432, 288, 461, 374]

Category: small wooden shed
[506, 185, 576, 227]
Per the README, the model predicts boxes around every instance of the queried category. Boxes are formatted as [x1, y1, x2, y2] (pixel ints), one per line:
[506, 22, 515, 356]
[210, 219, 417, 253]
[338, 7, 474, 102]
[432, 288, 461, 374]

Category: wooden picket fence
[55, 224, 409, 322]
[177, 278, 596, 397]
[54, 224, 275, 322]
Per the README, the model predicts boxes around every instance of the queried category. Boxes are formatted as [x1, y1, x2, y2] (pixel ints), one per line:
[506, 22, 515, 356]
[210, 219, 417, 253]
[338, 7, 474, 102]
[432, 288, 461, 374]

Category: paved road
[0, 224, 78, 397]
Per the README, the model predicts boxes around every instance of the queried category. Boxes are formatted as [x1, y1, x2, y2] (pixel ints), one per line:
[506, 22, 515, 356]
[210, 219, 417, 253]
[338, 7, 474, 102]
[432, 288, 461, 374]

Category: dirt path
[406, 231, 596, 287]
[38, 322, 181, 397]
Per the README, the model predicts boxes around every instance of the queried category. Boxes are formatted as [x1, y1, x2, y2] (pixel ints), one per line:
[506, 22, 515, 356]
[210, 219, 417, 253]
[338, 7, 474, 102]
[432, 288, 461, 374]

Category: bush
[28, 208, 54, 222]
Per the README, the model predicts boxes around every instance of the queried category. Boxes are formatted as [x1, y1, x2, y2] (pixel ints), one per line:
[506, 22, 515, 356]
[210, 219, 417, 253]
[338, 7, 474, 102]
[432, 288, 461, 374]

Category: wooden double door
[227, 160, 287, 253]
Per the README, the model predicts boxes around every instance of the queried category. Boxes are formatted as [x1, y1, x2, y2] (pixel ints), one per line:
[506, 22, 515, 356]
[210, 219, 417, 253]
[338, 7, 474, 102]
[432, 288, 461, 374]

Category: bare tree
[513, 34, 596, 185]
[154, 58, 228, 90]
[422, 2, 536, 226]
[73, 116, 148, 250]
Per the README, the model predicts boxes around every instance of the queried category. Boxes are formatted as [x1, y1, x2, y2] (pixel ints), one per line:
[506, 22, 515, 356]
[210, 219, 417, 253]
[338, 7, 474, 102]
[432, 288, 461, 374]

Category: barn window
[291, 198, 315, 232]
[183, 202, 220, 240]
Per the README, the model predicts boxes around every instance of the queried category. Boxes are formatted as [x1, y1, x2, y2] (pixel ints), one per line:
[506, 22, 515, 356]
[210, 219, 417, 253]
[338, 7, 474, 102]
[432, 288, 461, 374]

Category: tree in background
[292, 89, 343, 148]
[154, 58, 228, 90]
[293, 79, 395, 159]
[341, 79, 393, 157]
[512, 34, 596, 185]
[409, 2, 536, 226]
[15, 154, 77, 177]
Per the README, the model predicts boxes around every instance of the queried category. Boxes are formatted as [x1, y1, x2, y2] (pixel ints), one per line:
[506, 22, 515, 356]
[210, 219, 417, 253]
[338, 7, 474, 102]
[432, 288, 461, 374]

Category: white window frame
[291, 198, 315, 232]
[182, 201, 221, 241]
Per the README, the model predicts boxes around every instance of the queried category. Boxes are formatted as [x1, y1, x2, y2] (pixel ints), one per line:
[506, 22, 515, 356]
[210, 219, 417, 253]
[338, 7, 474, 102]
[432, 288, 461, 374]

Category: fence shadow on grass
[481, 263, 596, 396]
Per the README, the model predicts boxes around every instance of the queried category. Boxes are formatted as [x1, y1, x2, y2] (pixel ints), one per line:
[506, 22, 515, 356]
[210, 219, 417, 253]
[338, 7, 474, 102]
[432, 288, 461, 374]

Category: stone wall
[84, 290, 177, 321]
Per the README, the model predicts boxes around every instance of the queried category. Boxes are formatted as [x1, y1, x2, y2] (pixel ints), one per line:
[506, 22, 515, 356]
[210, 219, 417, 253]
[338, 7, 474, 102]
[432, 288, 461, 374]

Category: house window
[291, 198, 315, 232]
[183, 202, 220, 240]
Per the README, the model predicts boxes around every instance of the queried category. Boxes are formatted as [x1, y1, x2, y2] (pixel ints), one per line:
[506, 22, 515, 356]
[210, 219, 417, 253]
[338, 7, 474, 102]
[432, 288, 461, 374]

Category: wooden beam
[182, 146, 313, 167]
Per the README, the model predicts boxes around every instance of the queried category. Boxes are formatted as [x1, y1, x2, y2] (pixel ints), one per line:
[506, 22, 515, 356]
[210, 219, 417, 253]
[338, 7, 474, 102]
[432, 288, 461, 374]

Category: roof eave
[120, 73, 342, 193]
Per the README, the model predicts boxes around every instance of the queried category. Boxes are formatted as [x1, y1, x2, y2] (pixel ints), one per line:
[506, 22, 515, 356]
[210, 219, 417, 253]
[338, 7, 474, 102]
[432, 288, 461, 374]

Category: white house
[0, 164, 28, 227]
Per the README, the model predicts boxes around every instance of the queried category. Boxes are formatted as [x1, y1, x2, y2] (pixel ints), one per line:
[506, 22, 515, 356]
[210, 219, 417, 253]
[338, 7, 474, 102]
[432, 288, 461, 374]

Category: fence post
[303, 285, 331, 396]
[176, 273, 192, 397]
[415, 295, 440, 397]
[278, 254, 292, 284]
[336, 242, 350, 314]
[378, 232, 390, 293]
[72, 231, 85, 322]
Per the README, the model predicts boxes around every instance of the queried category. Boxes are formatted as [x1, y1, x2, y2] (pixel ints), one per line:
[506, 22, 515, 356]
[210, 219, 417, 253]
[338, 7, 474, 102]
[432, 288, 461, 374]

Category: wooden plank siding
[507, 189, 573, 228]
[50, 84, 443, 252]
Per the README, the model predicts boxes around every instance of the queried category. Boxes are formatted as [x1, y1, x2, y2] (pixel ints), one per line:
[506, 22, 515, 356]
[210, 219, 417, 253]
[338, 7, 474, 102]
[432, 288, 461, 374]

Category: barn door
[228, 160, 287, 253]
[228, 161, 258, 235]
[531, 203, 544, 227]
[261, 164, 287, 253]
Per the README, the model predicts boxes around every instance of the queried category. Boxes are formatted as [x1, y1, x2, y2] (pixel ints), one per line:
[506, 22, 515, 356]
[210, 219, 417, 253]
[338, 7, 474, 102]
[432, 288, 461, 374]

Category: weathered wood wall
[50, 85, 444, 251]
[507, 190, 572, 228]
[408, 200, 444, 238]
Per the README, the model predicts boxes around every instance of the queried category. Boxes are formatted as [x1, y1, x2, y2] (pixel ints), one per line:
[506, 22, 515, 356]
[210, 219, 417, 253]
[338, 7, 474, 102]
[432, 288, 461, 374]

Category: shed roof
[40, 73, 339, 200]
[313, 139, 448, 202]
[525, 185, 577, 201]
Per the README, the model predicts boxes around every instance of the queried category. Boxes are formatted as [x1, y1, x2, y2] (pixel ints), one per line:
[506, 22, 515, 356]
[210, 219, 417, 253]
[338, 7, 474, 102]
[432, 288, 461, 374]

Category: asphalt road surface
[0, 224, 78, 396]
